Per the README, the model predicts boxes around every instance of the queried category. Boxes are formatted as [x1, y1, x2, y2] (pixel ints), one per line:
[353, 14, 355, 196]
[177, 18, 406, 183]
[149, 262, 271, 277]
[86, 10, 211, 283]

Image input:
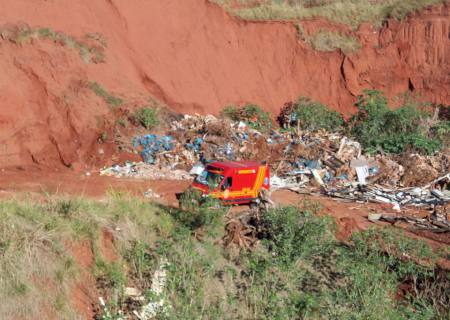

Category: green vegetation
[308, 29, 361, 53]
[0, 196, 447, 319]
[8, 25, 106, 63]
[348, 90, 443, 154]
[213, 0, 446, 28]
[221, 104, 272, 132]
[296, 24, 361, 53]
[280, 91, 446, 155]
[290, 96, 344, 131]
[134, 107, 160, 130]
[88, 81, 124, 108]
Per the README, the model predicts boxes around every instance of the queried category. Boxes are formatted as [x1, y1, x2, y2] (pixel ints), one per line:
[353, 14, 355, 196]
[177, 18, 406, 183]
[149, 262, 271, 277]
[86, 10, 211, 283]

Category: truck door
[219, 176, 233, 199]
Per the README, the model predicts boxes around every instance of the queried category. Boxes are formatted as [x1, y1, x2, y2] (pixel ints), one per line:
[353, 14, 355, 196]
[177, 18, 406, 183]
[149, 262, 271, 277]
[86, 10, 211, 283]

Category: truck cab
[191, 161, 270, 205]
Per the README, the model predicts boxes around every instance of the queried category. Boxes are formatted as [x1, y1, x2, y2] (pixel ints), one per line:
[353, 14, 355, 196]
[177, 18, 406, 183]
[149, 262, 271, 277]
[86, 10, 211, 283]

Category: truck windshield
[195, 170, 223, 189]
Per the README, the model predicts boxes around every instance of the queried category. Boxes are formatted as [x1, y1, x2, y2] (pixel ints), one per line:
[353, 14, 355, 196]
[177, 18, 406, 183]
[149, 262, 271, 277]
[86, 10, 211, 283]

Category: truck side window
[221, 177, 233, 190]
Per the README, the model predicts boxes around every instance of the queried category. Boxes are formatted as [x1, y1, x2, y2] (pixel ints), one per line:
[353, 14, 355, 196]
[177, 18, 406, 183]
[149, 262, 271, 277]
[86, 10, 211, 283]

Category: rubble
[100, 113, 448, 211]
[323, 174, 450, 209]
[134, 259, 170, 320]
[144, 189, 160, 199]
[224, 216, 258, 249]
[373, 203, 449, 233]
[100, 162, 191, 180]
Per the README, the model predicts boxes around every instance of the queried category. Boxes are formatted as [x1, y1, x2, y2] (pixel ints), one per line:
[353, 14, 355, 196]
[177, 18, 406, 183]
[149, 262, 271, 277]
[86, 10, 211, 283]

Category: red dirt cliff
[0, 0, 448, 168]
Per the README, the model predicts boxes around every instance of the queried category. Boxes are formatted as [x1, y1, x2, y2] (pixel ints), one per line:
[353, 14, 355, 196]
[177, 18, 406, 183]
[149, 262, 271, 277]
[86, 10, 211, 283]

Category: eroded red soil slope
[0, 0, 448, 168]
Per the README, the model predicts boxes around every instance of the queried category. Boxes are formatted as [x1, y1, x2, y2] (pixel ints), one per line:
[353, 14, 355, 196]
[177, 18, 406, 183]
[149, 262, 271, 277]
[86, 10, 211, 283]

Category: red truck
[191, 161, 270, 205]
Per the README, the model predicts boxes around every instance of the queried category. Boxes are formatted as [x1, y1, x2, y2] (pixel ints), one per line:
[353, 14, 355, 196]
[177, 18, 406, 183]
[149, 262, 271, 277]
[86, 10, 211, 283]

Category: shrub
[348, 90, 442, 154]
[430, 120, 450, 147]
[175, 193, 224, 231]
[291, 96, 344, 131]
[178, 187, 203, 212]
[261, 206, 335, 265]
[134, 107, 159, 130]
[220, 105, 240, 121]
[221, 104, 272, 132]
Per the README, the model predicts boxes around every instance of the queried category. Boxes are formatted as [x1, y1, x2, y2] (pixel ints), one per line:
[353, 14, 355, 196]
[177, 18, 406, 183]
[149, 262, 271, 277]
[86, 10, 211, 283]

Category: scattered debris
[100, 162, 191, 180]
[124, 287, 144, 300]
[134, 258, 170, 320]
[144, 189, 160, 199]
[372, 203, 449, 233]
[99, 296, 126, 320]
[224, 216, 258, 249]
[368, 213, 382, 222]
[324, 174, 450, 210]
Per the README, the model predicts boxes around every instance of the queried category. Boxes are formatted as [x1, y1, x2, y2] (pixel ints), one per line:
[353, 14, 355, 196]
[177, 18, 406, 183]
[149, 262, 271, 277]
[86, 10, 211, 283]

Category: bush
[134, 107, 159, 130]
[221, 104, 272, 132]
[291, 96, 344, 131]
[348, 90, 442, 154]
[261, 206, 335, 265]
[176, 188, 224, 230]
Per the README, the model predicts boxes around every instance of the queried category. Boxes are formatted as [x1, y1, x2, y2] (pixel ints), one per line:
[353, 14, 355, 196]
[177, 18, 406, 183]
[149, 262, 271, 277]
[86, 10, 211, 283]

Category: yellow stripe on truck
[211, 166, 267, 199]
[251, 166, 266, 197]
[238, 169, 256, 174]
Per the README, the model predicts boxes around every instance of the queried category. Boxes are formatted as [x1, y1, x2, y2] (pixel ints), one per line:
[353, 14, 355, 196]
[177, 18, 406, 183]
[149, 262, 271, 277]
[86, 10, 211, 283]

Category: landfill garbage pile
[100, 162, 191, 180]
[100, 114, 449, 211]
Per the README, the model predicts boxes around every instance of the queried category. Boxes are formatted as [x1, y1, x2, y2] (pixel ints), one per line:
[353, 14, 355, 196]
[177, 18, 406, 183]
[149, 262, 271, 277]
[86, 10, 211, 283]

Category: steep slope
[0, 0, 448, 168]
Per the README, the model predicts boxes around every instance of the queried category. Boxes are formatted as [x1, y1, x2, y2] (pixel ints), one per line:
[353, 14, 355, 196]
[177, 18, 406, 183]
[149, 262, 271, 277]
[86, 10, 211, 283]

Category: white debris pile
[100, 162, 191, 180]
[133, 258, 171, 320]
[98, 297, 126, 320]
[144, 189, 161, 199]
[323, 173, 450, 210]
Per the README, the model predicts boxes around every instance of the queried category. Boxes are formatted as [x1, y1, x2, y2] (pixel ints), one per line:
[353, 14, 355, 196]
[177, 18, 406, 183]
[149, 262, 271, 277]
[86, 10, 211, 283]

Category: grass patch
[5, 25, 106, 63]
[88, 82, 124, 108]
[0, 196, 447, 319]
[307, 29, 361, 53]
[295, 23, 361, 53]
[213, 0, 446, 28]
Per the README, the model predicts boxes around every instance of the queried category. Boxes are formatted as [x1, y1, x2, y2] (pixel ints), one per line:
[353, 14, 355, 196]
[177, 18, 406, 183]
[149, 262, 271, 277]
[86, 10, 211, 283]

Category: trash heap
[101, 113, 449, 210]
[369, 203, 449, 233]
[100, 162, 191, 180]
[324, 174, 450, 210]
